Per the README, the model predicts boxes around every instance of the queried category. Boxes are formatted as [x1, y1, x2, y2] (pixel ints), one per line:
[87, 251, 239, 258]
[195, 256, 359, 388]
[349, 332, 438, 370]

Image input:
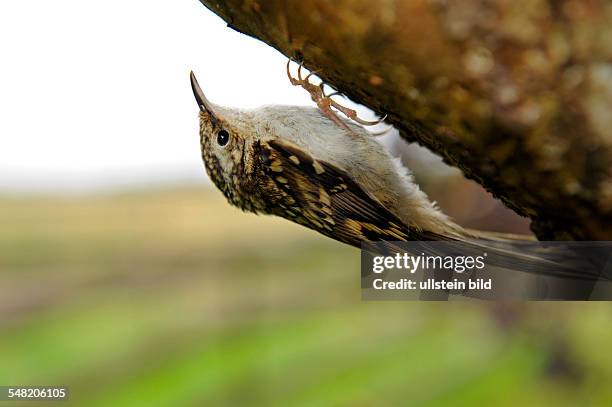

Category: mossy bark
[198, 0, 612, 240]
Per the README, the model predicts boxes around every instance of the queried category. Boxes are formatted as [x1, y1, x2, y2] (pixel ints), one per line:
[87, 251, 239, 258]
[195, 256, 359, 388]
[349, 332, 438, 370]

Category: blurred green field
[1, 187, 611, 406]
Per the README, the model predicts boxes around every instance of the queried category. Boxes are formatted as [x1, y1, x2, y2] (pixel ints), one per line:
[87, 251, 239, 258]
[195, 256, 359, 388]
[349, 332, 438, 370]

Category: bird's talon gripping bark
[304, 71, 318, 81]
[321, 84, 342, 99]
[287, 59, 386, 130]
[286, 59, 302, 86]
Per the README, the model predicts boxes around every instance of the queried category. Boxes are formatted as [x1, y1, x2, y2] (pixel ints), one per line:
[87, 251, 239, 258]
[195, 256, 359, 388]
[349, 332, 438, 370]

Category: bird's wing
[257, 139, 608, 282]
[257, 139, 448, 247]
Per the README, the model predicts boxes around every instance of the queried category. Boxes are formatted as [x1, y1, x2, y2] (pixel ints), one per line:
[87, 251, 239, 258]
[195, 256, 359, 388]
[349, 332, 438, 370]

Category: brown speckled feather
[254, 142, 604, 280]
[257, 139, 450, 248]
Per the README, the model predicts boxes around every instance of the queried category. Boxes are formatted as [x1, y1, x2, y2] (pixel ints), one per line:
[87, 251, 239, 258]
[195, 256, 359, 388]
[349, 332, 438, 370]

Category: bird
[189, 70, 608, 284]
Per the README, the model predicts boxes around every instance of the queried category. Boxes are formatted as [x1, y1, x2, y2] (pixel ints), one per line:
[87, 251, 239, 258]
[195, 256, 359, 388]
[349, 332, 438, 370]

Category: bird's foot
[286, 59, 387, 131]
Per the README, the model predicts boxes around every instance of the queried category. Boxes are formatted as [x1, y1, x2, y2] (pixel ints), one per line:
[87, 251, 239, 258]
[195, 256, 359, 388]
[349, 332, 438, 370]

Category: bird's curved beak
[190, 71, 218, 120]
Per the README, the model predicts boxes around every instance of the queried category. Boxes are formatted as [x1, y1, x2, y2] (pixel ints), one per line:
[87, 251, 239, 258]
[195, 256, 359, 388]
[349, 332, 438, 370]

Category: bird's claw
[287, 59, 387, 130]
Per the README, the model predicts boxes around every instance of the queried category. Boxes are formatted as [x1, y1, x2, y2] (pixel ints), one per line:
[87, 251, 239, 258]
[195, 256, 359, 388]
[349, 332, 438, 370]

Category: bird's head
[190, 71, 255, 209]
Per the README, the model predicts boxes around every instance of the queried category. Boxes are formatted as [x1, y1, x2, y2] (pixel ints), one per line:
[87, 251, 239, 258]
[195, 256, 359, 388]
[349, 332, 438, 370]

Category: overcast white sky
[0, 0, 385, 191]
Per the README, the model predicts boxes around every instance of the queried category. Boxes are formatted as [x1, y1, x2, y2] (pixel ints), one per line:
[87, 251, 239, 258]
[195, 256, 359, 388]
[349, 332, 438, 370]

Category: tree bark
[197, 0, 612, 240]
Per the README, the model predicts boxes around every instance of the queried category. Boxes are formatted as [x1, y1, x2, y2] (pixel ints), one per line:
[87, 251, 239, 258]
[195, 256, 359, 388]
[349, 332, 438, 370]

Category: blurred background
[1, 1, 611, 406]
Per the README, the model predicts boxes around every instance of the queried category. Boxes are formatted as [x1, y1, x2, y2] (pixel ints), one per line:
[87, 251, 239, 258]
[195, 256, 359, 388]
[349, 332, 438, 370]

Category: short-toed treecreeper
[190, 71, 464, 243]
[189, 69, 606, 281]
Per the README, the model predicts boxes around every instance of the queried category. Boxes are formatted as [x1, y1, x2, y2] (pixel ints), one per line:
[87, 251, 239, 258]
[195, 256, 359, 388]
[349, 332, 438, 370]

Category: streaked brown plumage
[191, 71, 448, 248]
[190, 71, 608, 282]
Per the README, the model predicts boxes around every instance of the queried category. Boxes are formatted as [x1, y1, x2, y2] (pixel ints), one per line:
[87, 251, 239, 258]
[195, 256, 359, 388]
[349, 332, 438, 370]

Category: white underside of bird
[219, 104, 466, 237]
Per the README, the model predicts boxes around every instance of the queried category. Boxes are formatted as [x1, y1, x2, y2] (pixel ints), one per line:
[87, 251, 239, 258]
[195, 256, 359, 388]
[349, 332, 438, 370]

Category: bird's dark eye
[216, 129, 230, 146]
